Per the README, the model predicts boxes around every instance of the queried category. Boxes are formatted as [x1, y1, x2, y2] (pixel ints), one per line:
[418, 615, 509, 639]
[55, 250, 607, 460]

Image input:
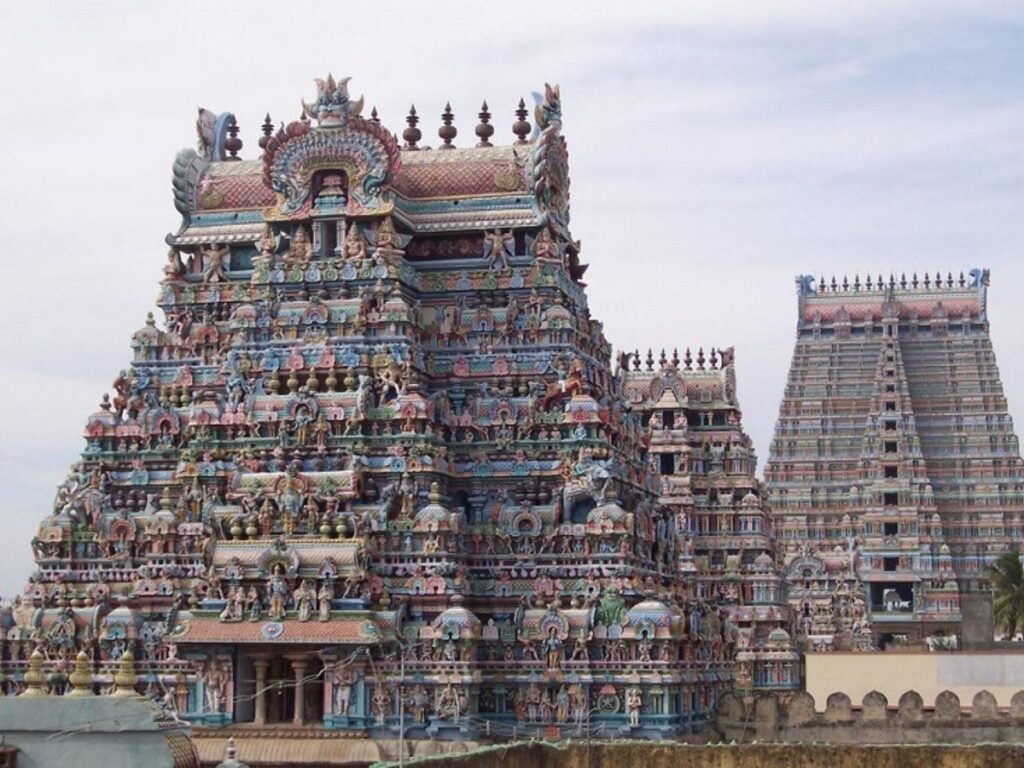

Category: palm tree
[988, 549, 1024, 641]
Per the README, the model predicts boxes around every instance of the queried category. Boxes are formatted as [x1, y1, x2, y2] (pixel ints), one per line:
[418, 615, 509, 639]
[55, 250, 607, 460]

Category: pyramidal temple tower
[3, 76, 731, 743]
[765, 271, 1024, 650]
[623, 347, 800, 692]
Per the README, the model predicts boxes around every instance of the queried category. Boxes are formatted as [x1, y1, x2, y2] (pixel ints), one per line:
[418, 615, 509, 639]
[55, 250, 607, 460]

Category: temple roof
[169, 76, 569, 245]
[795, 269, 989, 325]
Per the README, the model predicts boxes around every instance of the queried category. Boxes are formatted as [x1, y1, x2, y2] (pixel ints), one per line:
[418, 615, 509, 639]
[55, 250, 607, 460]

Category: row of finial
[627, 348, 726, 372]
[19, 647, 139, 698]
[400, 99, 532, 150]
[212, 99, 537, 161]
[814, 272, 971, 293]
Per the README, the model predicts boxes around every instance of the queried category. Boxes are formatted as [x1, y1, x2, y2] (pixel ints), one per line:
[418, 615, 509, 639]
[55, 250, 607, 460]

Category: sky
[0, 1, 1023, 593]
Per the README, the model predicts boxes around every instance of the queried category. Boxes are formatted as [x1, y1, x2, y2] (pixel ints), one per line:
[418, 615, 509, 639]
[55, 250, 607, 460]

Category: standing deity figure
[245, 586, 263, 622]
[294, 580, 314, 622]
[331, 667, 352, 715]
[483, 228, 515, 271]
[258, 497, 275, 536]
[626, 687, 643, 727]
[202, 661, 228, 713]
[408, 685, 429, 724]
[545, 627, 563, 669]
[371, 685, 392, 725]
[555, 685, 571, 723]
[202, 243, 230, 283]
[266, 566, 290, 621]
[317, 580, 334, 621]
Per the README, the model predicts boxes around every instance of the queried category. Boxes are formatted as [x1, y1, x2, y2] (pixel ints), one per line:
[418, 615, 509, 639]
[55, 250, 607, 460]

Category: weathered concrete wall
[805, 651, 1024, 707]
[374, 741, 1024, 768]
[716, 688, 1024, 745]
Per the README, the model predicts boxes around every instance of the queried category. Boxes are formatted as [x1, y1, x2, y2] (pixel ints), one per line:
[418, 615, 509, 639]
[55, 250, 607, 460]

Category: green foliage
[988, 548, 1024, 641]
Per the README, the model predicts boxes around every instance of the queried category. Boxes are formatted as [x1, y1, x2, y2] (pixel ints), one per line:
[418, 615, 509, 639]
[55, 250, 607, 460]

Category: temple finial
[224, 117, 242, 161]
[403, 105, 421, 150]
[439, 102, 456, 149]
[370, 106, 380, 124]
[258, 113, 273, 154]
[513, 98, 531, 144]
[475, 100, 494, 147]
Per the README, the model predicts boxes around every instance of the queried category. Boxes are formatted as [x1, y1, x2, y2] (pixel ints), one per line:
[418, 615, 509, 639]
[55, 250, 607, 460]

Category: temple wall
[373, 742, 1024, 768]
[806, 652, 1024, 707]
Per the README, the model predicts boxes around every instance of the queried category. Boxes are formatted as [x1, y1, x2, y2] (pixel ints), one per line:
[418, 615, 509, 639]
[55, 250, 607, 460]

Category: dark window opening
[659, 453, 676, 475]
[885, 401, 897, 411]
[662, 410, 675, 429]
[884, 465, 899, 478]
[883, 556, 898, 572]
[884, 522, 898, 536]
[884, 420, 898, 431]
[229, 245, 255, 271]
[884, 441, 898, 453]
[884, 492, 898, 506]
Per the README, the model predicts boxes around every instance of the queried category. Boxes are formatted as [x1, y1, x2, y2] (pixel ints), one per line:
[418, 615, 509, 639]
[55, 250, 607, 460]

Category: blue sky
[1, 1, 1023, 592]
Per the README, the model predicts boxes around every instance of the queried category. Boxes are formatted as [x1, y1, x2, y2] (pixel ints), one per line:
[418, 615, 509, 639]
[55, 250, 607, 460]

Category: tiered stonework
[622, 348, 799, 692]
[1, 76, 731, 740]
[765, 272, 1024, 649]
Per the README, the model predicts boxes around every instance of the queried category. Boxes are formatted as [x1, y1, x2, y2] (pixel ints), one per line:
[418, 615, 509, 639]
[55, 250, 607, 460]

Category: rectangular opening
[662, 410, 675, 429]
[885, 384, 896, 393]
[884, 491, 898, 506]
[886, 370, 895, 378]
[884, 420, 898, 431]
[884, 522, 898, 536]
[659, 453, 675, 475]
[885, 401, 897, 411]
[884, 441, 898, 453]
[884, 465, 899, 478]
[883, 556, 898, 572]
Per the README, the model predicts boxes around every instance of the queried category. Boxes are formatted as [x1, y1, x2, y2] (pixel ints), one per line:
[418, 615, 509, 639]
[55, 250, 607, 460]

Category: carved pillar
[288, 654, 309, 726]
[253, 654, 270, 725]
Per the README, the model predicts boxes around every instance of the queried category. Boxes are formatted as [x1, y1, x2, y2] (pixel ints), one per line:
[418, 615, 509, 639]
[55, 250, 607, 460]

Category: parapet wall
[804, 652, 1024, 708]
[374, 741, 1024, 768]
[717, 687, 1024, 744]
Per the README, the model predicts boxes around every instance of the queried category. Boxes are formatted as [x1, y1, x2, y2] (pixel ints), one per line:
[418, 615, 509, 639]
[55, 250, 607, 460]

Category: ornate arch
[262, 77, 401, 217]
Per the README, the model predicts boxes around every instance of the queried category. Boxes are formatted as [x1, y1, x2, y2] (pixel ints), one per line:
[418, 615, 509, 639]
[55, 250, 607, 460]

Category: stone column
[288, 654, 309, 726]
[253, 654, 270, 725]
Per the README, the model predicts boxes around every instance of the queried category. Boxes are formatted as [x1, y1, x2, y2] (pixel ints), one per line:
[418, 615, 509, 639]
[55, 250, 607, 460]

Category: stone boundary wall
[717, 688, 1024, 743]
[373, 741, 1024, 768]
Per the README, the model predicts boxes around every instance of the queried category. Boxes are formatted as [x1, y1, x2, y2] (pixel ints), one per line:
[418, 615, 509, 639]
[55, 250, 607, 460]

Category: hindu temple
[764, 272, 1024, 650]
[0, 76, 735, 742]
[7, 74, 1022, 759]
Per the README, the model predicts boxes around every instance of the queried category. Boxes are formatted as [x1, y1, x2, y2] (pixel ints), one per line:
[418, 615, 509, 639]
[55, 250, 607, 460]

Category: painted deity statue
[266, 566, 290, 621]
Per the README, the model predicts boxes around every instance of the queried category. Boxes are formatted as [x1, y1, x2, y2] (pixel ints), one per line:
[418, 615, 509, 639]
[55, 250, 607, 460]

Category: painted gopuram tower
[2, 76, 732, 743]
[622, 348, 799, 693]
[765, 272, 1024, 650]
